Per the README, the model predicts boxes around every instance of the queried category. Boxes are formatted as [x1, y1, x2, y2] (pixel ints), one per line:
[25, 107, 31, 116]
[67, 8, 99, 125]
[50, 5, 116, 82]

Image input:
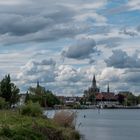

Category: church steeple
[92, 75, 96, 88]
[37, 80, 40, 88]
[107, 82, 110, 93]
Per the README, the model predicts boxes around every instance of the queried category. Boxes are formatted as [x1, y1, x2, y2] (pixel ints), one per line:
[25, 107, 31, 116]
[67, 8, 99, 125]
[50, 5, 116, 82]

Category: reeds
[53, 110, 77, 128]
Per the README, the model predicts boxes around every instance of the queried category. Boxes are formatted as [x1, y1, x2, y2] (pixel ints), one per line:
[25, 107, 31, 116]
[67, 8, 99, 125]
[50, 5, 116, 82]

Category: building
[84, 75, 118, 107]
[57, 96, 81, 106]
[84, 75, 100, 102]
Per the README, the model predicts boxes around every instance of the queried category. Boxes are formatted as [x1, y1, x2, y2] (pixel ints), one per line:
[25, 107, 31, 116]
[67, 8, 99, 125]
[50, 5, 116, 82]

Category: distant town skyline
[0, 0, 140, 95]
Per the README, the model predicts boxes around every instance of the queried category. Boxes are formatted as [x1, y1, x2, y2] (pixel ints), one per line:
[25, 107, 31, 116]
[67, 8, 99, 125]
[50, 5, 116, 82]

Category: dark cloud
[62, 38, 97, 59]
[0, 14, 51, 36]
[0, 0, 105, 45]
[0, 2, 87, 45]
[105, 50, 140, 68]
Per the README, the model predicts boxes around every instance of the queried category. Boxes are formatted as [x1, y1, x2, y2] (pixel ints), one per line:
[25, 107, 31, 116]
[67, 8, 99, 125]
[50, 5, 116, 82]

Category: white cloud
[99, 67, 124, 82]
[127, 0, 140, 10]
[75, 12, 107, 24]
[0, 0, 27, 5]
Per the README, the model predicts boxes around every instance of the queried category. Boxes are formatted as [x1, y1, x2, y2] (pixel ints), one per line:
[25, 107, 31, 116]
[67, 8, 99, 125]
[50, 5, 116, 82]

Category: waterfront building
[84, 75, 118, 107]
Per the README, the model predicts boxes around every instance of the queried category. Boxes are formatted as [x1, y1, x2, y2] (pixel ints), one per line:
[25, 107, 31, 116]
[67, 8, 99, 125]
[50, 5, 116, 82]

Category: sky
[0, 0, 140, 96]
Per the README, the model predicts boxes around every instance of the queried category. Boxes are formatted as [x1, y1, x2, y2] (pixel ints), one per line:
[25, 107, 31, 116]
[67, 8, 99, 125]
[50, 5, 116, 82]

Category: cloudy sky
[0, 0, 140, 96]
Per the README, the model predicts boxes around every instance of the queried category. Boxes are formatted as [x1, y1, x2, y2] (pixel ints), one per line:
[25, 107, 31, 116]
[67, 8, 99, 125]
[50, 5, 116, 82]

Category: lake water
[45, 109, 140, 140]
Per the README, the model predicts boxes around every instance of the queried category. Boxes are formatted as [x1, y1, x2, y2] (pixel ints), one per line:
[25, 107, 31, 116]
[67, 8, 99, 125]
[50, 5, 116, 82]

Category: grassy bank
[0, 110, 80, 140]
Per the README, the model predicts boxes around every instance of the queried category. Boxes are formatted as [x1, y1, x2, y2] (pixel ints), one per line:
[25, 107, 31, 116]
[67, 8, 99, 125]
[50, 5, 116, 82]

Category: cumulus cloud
[61, 38, 98, 59]
[15, 57, 140, 95]
[105, 50, 140, 68]
[16, 58, 100, 95]
[17, 59, 56, 83]
[100, 67, 124, 81]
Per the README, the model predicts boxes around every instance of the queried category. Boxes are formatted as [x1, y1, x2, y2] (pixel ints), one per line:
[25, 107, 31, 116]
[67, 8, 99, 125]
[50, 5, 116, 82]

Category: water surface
[76, 109, 140, 140]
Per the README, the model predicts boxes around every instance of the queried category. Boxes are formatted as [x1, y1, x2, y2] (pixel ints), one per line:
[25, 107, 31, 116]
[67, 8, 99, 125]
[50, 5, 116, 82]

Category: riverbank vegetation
[0, 103, 80, 140]
[0, 74, 80, 140]
[117, 92, 140, 106]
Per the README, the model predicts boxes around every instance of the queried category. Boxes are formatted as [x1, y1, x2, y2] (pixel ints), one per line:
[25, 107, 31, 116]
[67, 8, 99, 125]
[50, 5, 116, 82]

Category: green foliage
[10, 83, 20, 105]
[0, 75, 12, 102]
[0, 97, 7, 109]
[137, 95, 140, 104]
[21, 101, 42, 117]
[0, 74, 20, 106]
[29, 86, 45, 96]
[27, 85, 60, 107]
[62, 128, 80, 140]
[24, 92, 30, 103]
[12, 127, 44, 140]
[126, 94, 137, 106]
[0, 125, 45, 140]
[118, 94, 125, 105]
[44, 91, 60, 107]
[118, 92, 140, 106]
[87, 93, 96, 104]
[0, 110, 80, 140]
[1, 125, 13, 138]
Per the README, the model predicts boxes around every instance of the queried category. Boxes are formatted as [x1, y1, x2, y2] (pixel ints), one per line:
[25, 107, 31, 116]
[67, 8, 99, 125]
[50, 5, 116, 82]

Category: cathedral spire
[107, 82, 110, 93]
[37, 80, 40, 88]
[92, 74, 96, 88]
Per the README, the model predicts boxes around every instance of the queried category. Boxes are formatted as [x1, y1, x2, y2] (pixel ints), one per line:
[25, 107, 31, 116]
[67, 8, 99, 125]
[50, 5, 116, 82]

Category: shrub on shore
[53, 110, 77, 128]
[0, 97, 7, 109]
[21, 101, 42, 117]
[0, 110, 80, 140]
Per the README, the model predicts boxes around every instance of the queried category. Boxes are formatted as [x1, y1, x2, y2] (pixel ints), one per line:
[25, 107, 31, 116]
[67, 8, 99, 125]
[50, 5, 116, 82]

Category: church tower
[92, 75, 97, 89]
[37, 80, 40, 88]
[91, 75, 99, 92]
[107, 83, 110, 93]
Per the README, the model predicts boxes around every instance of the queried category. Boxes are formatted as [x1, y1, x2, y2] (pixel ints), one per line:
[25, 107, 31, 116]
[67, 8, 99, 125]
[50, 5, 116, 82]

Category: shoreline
[43, 106, 140, 110]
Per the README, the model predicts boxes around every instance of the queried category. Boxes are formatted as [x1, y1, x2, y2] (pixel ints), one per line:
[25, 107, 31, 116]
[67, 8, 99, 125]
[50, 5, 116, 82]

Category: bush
[0, 125, 45, 140]
[62, 128, 80, 140]
[0, 97, 7, 109]
[0, 125, 13, 137]
[53, 110, 76, 128]
[21, 101, 42, 117]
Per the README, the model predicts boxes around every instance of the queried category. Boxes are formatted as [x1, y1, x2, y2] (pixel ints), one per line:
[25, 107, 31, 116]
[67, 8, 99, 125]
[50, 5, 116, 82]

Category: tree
[0, 74, 12, 102]
[126, 94, 137, 106]
[0, 74, 20, 106]
[118, 94, 125, 105]
[25, 92, 30, 103]
[10, 83, 20, 105]
[27, 85, 60, 107]
[88, 93, 96, 104]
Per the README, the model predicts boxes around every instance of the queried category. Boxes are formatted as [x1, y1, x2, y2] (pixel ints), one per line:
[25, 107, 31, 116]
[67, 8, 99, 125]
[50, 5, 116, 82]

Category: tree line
[0, 74, 60, 109]
[0, 74, 140, 108]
